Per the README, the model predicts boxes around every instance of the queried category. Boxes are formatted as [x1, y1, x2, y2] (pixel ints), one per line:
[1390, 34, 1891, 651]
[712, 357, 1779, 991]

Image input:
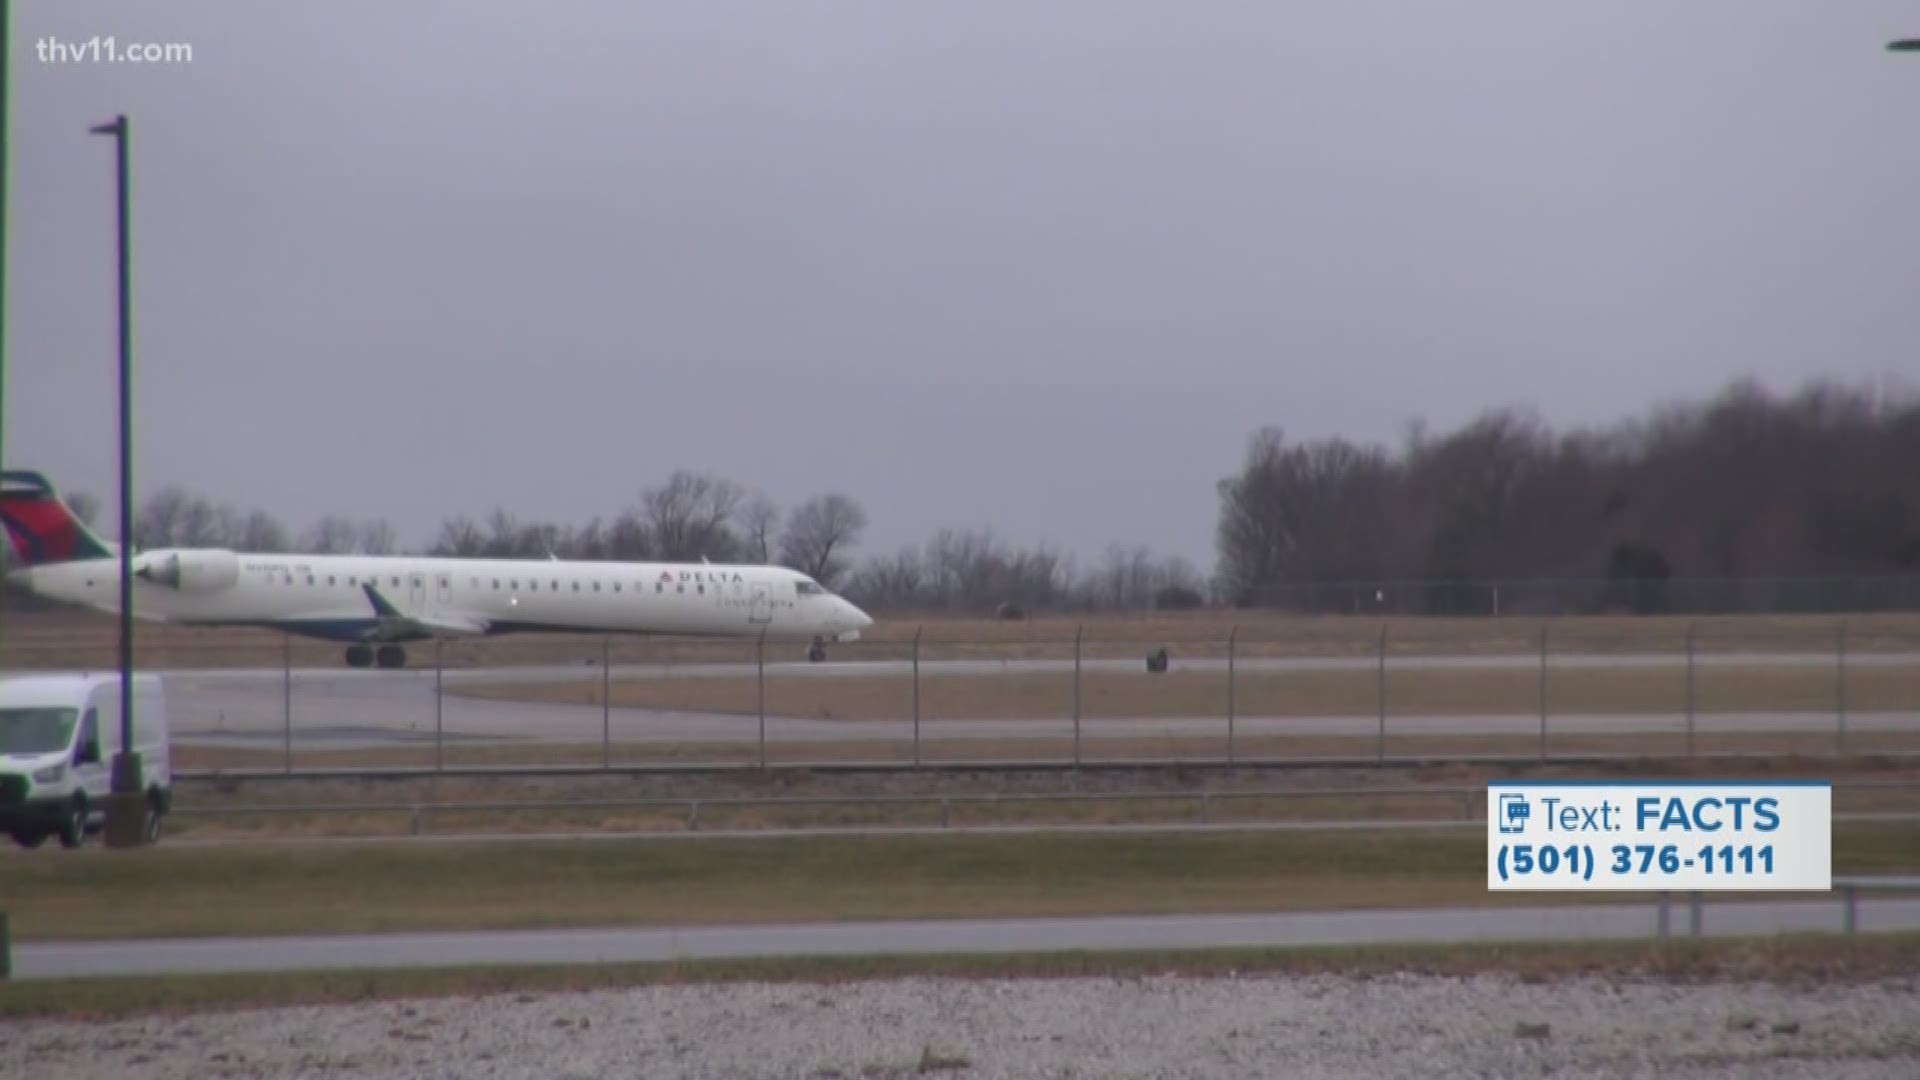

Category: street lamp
[88, 113, 145, 848]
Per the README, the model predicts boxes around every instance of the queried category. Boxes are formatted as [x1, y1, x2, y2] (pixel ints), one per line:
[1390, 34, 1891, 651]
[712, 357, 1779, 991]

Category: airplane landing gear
[345, 644, 408, 669]
[808, 640, 827, 663]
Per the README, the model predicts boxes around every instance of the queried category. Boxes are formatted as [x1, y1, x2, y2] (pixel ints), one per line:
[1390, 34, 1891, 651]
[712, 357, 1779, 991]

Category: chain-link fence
[1229, 575, 1920, 617]
[3, 613, 1915, 773]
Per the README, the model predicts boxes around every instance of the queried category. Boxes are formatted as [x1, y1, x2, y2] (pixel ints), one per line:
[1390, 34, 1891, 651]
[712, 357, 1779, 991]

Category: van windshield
[0, 707, 78, 754]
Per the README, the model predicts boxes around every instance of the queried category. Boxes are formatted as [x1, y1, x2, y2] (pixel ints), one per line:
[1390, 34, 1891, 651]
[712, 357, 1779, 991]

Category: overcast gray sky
[7, 1, 1920, 570]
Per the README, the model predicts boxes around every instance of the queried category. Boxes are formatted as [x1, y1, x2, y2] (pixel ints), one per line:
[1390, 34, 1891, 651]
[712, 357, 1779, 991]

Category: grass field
[6, 934, 1917, 1020]
[4, 608, 1919, 671]
[172, 729, 1920, 774]
[447, 661, 1920, 721]
[3, 824, 1915, 943]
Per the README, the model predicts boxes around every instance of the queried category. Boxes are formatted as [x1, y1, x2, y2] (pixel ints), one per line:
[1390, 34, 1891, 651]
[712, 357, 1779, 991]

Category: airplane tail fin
[0, 471, 116, 566]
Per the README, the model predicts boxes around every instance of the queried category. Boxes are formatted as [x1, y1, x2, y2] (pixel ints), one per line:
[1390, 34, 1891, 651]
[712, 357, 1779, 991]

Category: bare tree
[431, 516, 487, 557]
[303, 515, 359, 554]
[778, 493, 867, 586]
[358, 520, 397, 556]
[641, 470, 745, 562]
[740, 495, 781, 564]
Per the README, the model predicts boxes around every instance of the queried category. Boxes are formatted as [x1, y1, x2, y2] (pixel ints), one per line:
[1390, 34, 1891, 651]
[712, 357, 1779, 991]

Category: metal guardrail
[1656, 875, 1920, 939]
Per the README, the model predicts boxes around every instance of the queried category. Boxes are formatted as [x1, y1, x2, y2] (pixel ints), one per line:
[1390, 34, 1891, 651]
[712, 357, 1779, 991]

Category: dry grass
[3, 824, 1914, 943]
[172, 730, 1920, 774]
[448, 663, 1920, 721]
[4, 608, 1919, 671]
[156, 778, 1920, 842]
[7, 934, 1918, 1020]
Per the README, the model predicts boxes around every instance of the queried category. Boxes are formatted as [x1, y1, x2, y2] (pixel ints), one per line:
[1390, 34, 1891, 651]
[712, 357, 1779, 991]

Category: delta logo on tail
[0, 471, 113, 566]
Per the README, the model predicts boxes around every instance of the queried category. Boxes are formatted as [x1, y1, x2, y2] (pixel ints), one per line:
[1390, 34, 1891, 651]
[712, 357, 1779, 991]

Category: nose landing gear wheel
[376, 645, 407, 669]
[808, 642, 826, 663]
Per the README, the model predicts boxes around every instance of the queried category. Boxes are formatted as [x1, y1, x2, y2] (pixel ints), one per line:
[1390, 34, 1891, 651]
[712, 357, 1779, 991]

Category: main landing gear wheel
[808, 641, 827, 663]
[345, 644, 374, 668]
[376, 645, 407, 669]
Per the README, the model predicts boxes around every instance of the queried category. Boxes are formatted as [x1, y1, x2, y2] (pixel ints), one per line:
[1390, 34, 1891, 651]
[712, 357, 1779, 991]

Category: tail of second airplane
[0, 471, 116, 566]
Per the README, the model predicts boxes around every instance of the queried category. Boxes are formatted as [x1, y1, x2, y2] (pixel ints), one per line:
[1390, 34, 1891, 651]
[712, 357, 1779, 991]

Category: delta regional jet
[0, 471, 873, 668]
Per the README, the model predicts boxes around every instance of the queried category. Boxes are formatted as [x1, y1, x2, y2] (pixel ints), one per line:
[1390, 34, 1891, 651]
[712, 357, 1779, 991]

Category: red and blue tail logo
[0, 471, 113, 565]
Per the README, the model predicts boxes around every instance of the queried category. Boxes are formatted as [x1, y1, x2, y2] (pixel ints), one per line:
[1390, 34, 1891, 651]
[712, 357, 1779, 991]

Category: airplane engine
[135, 548, 241, 592]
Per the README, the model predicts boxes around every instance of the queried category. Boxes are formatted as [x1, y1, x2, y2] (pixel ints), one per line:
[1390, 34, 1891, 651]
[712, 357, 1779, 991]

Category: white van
[0, 672, 173, 849]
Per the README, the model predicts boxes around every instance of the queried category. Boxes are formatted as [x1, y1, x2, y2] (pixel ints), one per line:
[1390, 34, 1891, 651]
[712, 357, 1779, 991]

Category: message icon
[1498, 793, 1530, 834]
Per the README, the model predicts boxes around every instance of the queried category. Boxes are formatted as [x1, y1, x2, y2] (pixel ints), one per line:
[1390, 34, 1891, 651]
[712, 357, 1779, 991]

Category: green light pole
[89, 113, 145, 848]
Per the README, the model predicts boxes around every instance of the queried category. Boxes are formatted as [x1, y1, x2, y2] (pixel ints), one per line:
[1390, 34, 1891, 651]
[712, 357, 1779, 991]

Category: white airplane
[0, 470, 873, 668]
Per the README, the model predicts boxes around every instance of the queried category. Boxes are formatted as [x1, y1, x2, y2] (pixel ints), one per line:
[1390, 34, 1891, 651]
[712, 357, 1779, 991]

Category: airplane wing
[362, 583, 490, 638]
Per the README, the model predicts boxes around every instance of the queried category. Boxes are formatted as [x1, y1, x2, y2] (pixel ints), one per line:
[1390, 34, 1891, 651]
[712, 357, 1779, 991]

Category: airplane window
[493, 579, 500, 589]
[328, 576, 336, 586]
[511, 580, 520, 590]
[593, 582, 601, 592]
[796, 581, 826, 597]
[676, 584, 684, 593]
[391, 577, 400, 587]
[655, 583, 663, 594]
[572, 582, 580, 592]
[307, 575, 315, 586]
[697, 584, 705, 594]
[551, 579, 559, 590]
[349, 576, 357, 586]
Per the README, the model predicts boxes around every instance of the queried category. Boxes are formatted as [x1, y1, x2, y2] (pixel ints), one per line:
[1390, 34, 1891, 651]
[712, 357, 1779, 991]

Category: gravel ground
[4, 973, 1917, 1079]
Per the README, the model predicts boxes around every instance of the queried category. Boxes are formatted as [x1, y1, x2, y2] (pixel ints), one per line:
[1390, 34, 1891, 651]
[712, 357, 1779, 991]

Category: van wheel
[10, 829, 46, 849]
[57, 796, 88, 849]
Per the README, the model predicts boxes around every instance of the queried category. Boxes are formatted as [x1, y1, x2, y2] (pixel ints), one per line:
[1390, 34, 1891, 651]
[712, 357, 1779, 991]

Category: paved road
[13, 898, 1917, 980]
[5, 654, 1910, 751]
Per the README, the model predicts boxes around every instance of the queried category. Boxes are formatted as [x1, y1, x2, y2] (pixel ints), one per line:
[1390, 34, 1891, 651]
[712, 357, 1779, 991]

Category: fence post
[1685, 622, 1697, 758]
[1656, 893, 1670, 939]
[1688, 891, 1703, 936]
[911, 627, 923, 767]
[602, 637, 612, 769]
[0, 911, 10, 980]
[283, 633, 292, 774]
[1226, 627, 1237, 765]
[757, 629, 768, 770]
[1836, 619, 1848, 753]
[1376, 623, 1388, 764]
[435, 639, 445, 773]
[1537, 623, 1549, 761]
[1072, 625, 1083, 767]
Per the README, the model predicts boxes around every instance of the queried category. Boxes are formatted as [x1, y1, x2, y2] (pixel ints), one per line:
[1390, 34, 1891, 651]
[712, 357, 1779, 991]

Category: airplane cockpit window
[795, 580, 827, 597]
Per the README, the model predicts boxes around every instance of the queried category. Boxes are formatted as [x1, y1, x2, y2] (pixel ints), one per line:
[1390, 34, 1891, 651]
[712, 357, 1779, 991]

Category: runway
[13, 898, 1918, 980]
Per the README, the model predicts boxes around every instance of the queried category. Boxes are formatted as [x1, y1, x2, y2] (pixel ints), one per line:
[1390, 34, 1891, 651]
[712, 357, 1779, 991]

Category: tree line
[9, 375, 1915, 616]
[1214, 376, 1920, 612]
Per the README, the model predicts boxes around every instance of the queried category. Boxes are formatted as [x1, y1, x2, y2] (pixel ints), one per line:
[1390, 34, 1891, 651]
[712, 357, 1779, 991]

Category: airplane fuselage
[12, 549, 871, 646]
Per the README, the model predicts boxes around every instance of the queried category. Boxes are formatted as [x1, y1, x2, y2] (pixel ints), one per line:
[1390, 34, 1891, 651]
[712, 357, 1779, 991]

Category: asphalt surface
[6, 653, 1913, 751]
[13, 898, 1918, 980]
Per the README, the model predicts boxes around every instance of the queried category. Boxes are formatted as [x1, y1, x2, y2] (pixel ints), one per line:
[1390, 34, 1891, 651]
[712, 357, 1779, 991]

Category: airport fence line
[1230, 573, 1920, 617]
[4, 614, 1920, 774]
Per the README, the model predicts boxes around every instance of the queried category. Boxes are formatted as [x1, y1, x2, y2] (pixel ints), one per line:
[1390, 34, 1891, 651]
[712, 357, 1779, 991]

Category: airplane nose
[845, 599, 873, 628]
